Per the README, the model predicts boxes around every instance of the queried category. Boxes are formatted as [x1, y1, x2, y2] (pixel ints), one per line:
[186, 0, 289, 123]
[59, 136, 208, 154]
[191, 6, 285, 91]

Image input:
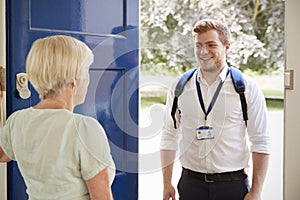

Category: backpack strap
[171, 68, 197, 129]
[230, 66, 248, 126]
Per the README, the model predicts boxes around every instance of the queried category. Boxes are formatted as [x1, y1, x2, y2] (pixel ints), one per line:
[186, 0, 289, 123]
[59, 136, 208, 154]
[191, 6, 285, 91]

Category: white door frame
[284, 0, 300, 199]
[0, 0, 7, 199]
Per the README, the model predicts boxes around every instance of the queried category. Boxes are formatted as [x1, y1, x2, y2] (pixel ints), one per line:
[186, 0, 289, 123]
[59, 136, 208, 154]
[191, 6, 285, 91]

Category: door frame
[0, 0, 7, 199]
[284, 0, 300, 199]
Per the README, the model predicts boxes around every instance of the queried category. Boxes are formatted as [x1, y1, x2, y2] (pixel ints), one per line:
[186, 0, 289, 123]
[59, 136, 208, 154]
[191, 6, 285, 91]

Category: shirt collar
[219, 64, 229, 82]
[197, 64, 229, 83]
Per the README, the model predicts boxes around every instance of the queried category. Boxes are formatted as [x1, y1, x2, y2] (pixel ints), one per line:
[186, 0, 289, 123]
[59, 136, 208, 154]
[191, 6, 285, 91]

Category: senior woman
[0, 35, 115, 200]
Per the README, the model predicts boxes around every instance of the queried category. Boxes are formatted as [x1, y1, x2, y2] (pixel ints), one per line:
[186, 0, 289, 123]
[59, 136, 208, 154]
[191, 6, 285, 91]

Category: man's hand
[163, 184, 176, 200]
[244, 189, 261, 200]
[161, 150, 177, 200]
[244, 153, 269, 200]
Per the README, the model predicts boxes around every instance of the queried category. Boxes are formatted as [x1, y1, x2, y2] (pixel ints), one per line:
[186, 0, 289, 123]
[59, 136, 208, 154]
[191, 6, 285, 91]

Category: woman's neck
[33, 88, 74, 111]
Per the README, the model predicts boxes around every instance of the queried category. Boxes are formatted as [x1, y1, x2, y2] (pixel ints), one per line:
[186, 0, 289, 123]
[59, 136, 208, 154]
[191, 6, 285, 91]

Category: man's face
[194, 30, 230, 73]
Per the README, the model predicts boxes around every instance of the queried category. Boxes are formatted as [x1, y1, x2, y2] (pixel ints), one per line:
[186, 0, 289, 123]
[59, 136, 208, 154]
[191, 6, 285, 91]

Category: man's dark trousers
[177, 168, 250, 200]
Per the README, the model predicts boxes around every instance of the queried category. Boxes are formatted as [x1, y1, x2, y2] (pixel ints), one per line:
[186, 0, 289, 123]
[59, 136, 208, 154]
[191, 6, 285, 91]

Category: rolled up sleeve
[246, 79, 271, 154]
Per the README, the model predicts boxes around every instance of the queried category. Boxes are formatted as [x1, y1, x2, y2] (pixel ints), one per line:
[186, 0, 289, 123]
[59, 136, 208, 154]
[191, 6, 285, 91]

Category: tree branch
[252, 0, 260, 22]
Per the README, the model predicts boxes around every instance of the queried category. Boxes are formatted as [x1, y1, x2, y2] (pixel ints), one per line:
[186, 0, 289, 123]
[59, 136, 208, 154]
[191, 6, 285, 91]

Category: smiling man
[160, 19, 270, 200]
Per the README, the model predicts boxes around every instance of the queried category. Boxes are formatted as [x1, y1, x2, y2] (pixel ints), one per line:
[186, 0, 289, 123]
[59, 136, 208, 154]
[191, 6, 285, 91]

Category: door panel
[30, 0, 124, 36]
[6, 0, 139, 199]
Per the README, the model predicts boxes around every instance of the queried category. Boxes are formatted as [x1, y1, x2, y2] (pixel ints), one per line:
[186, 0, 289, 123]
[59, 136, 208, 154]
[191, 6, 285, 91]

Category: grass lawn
[140, 72, 284, 111]
[141, 89, 283, 111]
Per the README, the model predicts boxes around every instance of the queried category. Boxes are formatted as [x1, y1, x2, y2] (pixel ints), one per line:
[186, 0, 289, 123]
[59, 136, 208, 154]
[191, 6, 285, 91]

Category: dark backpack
[170, 66, 248, 129]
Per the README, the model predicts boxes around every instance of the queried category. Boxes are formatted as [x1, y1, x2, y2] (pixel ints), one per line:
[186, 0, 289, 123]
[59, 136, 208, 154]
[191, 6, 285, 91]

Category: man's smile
[200, 57, 213, 61]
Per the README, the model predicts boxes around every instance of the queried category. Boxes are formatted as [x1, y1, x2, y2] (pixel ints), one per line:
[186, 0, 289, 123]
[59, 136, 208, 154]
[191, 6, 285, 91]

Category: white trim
[284, 0, 300, 199]
[0, 0, 7, 199]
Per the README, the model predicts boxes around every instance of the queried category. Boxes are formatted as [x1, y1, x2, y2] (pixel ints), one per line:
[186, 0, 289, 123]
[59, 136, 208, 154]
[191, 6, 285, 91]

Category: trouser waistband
[182, 167, 247, 182]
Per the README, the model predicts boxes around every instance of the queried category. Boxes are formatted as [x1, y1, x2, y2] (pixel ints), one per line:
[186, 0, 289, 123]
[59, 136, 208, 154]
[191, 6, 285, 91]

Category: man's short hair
[192, 19, 231, 45]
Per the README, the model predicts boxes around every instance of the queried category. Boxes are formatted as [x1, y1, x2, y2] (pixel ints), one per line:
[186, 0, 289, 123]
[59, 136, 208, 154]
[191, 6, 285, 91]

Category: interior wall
[0, 0, 7, 199]
[284, 0, 300, 199]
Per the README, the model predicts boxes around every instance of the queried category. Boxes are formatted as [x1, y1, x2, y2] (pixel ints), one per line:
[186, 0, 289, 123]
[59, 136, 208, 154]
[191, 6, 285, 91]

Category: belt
[182, 168, 247, 183]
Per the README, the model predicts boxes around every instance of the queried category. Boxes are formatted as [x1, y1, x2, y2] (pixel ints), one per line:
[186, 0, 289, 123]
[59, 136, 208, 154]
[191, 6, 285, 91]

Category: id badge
[195, 126, 214, 140]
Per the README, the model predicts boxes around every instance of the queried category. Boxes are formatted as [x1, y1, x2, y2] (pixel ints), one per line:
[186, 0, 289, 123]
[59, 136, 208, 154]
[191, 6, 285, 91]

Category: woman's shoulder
[72, 113, 100, 125]
[5, 107, 32, 122]
[72, 113, 106, 134]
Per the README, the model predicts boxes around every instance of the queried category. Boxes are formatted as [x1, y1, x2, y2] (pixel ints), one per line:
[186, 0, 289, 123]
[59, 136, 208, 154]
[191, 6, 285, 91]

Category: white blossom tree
[141, 0, 284, 74]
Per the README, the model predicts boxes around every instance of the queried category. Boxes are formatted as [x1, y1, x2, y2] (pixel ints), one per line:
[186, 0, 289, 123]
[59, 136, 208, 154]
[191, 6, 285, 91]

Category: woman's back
[1, 107, 115, 200]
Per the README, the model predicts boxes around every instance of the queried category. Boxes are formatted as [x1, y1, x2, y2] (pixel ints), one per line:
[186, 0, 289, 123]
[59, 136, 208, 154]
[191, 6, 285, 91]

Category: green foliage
[140, 95, 283, 111]
[266, 99, 283, 110]
[140, 96, 166, 109]
[141, 0, 285, 75]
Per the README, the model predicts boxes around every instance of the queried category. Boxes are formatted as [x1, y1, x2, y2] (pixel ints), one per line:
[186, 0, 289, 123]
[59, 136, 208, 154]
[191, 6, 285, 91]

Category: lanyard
[195, 70, 229, 121]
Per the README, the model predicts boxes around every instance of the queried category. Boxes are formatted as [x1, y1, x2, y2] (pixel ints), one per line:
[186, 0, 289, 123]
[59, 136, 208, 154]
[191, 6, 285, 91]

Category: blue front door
[6, 0, 139, 199]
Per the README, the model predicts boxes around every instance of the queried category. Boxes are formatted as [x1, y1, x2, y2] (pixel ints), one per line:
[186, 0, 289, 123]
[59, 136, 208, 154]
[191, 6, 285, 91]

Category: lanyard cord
[195, 70, 229, 121]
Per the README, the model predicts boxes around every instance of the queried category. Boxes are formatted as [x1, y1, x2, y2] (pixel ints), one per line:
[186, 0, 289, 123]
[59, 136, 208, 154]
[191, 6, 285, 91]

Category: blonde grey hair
[26, 35, 94, 99]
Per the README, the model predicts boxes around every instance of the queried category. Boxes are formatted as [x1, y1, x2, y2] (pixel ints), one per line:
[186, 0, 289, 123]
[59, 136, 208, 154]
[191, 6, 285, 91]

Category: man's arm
[0, 146, 11, 162]
[244, 152, 270, 200]
[161, 149, 176, 200]
[86, 167, 113, 200]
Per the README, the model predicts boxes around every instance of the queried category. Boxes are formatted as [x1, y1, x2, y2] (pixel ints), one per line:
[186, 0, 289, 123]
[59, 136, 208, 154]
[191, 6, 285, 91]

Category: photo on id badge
[196, 126, 214, 140]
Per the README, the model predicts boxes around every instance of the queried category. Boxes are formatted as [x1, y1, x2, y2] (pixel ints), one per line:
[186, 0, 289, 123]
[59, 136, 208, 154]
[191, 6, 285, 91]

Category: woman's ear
[71, 79, 77, 89]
